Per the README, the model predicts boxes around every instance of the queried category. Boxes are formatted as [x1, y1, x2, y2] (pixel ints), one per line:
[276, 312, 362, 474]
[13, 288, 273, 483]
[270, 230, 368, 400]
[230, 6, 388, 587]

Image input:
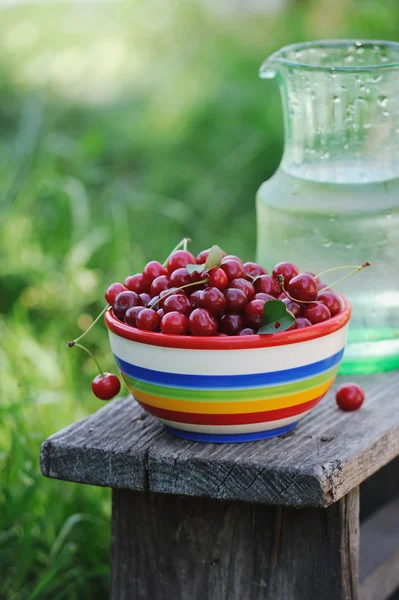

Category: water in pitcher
[256, 41, 399, 373]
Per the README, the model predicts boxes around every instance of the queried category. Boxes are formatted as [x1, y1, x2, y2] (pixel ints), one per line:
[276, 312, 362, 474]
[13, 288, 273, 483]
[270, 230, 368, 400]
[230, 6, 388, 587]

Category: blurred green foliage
[0, 1, 398, 597]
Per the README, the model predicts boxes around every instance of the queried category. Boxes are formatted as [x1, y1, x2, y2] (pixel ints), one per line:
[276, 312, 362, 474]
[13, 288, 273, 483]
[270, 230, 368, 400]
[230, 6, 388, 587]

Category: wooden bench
[40, 371, 399, 600]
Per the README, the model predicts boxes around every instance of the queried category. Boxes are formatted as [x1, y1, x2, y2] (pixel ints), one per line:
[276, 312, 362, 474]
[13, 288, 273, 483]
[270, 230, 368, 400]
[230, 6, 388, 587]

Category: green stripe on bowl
[121, 365, 339, 402]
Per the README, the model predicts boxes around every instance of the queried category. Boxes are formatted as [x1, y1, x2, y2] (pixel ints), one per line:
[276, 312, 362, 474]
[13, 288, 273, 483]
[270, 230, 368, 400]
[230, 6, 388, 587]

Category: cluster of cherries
[105, 248, 342, 337]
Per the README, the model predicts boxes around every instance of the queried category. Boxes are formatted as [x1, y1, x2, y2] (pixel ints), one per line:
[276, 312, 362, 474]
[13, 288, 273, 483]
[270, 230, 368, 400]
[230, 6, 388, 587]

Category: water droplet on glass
[348, 45, 355, 52]
[340, 85, 348, 91]
[323, 241, 333, 248]
[395, 128, 399, 134]
[355, 41, 362, 47]
[378, 95, 388, 107]
[356, 47, 365, 54]
[345, 55, 355, 63]
[373, 45, 380, 52]
[382, 110, 389, 117]
[356, 96, 366, 104]
[364, 123, 372, 129]
[345, 244, 354, 250]
[321, 152, 330, 160]
[380, 56, 389, 63]
[329, 217, 336, 222]
[359, 85, 366, 92]
[333, 95, 340, 103]
[343, 143, 349, 150]
[372, 75, 382, 83]
[386, 212, 393, 219]
[295, 51, 302, 59]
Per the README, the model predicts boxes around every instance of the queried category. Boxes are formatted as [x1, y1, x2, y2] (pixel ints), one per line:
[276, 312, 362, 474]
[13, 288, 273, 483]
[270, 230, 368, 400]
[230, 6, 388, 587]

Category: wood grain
[111, 487, 360, 600]
[41, 371, 399, 507]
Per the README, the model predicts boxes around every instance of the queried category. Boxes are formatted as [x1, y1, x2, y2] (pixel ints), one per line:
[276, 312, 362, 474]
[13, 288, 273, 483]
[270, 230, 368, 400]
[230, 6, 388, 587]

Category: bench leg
[110, 487, 359, 600]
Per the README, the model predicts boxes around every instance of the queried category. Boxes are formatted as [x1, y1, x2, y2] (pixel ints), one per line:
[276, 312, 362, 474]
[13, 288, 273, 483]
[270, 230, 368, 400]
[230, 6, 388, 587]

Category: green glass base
[340, 336, 399, 375]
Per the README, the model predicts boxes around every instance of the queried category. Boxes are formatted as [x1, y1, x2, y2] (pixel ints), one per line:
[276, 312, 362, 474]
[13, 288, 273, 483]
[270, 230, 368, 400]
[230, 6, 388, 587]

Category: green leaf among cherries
[258, 300, 295, 335]
[185, 244, 224, 274]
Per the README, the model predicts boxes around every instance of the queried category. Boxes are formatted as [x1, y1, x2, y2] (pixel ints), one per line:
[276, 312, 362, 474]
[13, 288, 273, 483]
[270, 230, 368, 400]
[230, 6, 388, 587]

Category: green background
[1, 1, 398, 597]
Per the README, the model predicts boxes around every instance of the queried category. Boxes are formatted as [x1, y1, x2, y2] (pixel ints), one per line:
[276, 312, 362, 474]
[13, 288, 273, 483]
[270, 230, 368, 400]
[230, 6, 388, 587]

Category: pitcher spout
[259, 50, 282, 79]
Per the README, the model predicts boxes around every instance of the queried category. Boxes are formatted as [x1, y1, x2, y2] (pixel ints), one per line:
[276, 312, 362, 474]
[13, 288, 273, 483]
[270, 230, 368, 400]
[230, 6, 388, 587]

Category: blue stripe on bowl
[165, 421, 298, 442]
[114, 348, 344, 390]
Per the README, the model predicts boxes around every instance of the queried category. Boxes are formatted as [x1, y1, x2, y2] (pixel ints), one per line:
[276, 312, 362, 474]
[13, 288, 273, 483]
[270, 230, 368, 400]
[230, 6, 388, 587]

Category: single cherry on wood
[336, 383, 365, 411]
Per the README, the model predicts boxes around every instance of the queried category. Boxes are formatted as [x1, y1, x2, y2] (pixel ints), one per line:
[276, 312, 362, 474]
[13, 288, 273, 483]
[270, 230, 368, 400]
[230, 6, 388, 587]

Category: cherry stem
[276, 276, 320, 305]
[315, 262, 371, 279]
[148, 278, 208, 310]
[317, 262, 371, 294]
[67, 305, 107, 347]
[71, 342, 104, 377]
[162, 237, 191, 267]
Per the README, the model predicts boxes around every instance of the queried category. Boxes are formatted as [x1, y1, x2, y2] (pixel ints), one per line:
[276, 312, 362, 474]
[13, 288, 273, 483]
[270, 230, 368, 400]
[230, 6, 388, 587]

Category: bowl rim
[105, 294, 351, 350]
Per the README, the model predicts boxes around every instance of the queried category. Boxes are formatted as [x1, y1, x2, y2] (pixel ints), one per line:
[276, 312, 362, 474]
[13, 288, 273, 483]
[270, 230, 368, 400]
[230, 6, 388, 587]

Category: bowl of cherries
[73, 239, 370, 443]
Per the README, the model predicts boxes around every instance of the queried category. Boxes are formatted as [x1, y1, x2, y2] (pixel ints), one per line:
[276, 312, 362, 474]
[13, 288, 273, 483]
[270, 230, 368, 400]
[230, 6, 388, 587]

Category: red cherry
[230, 278, 255, 301]
[124, 306, 145, 326]
[139, 293, 152, 307]
[142, 261, 168, 285]
[254, 275, 280, 297]
[224, 288, 248, 313]
[304, 271, 321, 284]
[220, 260, 245, 281]
[303, 303, 331, 324]
[105, 283, 127, 305]
[317, 291, 342, 316]
[189, 290, 202, 309]
[163, 294, 192, 316]
[281, 297, 302, 317]
[336, 384, 365, 411]
[221, 255, 243, 265]
[287, 274, 318, 302]
[136, 308, 161, 331]
[150, 275, 170, 296]
[124, 273, 150, 294]
[161, 311, 189, 335]
[189, 309, 218, 336]
[92, 373, 121, 401]
[113, 291, 141, 321]
[167, 250, 196, 274]
[244, 299, 265, 329]
[199, 287, 227, 316]
[272, 262, 299, 286]
[169, 268, 192, 288]
[189, 270, 207, 292]
[255, 293, 275, 302]
[295, 317, 312, 329]
[157, 308, 165, 319]
[207, 267, 228, 290]
[219, 313, 245, 336]
[239, 327, 256, 335]
[243, 262, 267, 279]
[196, 248, 227, 264]
[318, 281, 328, 291]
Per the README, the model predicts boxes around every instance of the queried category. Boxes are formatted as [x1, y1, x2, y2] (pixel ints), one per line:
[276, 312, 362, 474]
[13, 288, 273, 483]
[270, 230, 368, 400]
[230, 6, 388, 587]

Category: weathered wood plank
[111, 487, 359, 600]
[359, 495, 399, 600]
[41, 371, 399, 507]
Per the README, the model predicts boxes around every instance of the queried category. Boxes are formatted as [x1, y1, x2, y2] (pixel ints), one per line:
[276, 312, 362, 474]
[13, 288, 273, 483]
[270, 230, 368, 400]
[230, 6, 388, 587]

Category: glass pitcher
[256, 40, 399, 374]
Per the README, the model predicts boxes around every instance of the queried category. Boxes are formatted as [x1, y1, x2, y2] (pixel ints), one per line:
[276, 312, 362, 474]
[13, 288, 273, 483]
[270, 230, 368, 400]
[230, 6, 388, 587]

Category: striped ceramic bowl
[105, 296, 351, 443]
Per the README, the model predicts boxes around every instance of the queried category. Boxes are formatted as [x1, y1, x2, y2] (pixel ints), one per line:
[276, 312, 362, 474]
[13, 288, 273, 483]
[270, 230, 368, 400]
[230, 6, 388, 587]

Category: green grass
[0, 1, 398, 597]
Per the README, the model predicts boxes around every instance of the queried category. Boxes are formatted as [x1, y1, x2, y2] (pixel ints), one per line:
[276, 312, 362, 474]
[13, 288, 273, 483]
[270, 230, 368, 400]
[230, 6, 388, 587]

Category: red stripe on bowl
[136, 396, 323, 425]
